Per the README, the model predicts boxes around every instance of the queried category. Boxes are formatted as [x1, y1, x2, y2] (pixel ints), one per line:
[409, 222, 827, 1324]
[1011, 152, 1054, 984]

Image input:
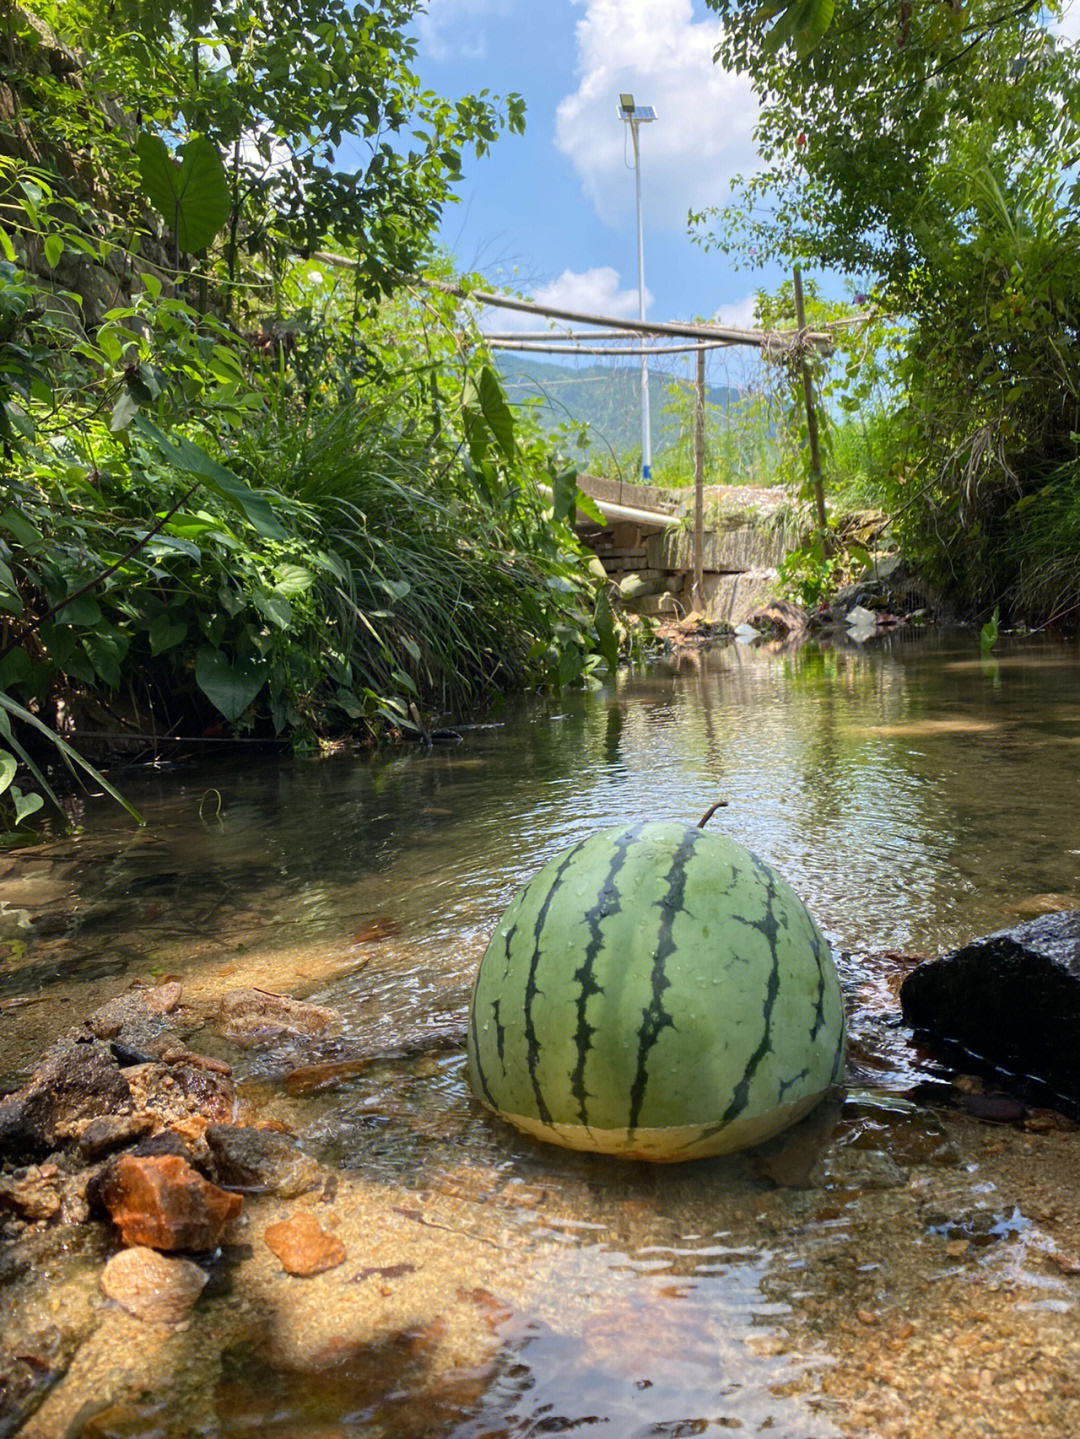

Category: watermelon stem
[697, 800, 729, 829]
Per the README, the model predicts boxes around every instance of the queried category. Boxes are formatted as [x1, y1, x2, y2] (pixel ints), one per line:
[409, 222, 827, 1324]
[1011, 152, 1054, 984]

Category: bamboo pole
[793, 267, 828, 535]
[693, 347, 706, 613]
[418, 276, 835, 351]
[479, 340, 736, 357]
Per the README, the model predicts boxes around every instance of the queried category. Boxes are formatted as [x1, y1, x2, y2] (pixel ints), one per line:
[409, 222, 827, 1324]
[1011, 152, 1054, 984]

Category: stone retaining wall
[576, 474, 794, 626]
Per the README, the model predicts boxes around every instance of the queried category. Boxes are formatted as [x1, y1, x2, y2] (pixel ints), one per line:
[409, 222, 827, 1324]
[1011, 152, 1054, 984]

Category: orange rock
[100, 1154, 242, 1251]
[264, 1211, 346, 1276]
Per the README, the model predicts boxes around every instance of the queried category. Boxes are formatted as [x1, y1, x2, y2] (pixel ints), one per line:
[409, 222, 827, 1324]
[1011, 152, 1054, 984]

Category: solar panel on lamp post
[618, 93, 657, 481]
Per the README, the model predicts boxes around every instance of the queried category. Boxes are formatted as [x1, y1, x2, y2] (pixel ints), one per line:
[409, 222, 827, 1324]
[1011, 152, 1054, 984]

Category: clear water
[6, 629, 1080, 1438]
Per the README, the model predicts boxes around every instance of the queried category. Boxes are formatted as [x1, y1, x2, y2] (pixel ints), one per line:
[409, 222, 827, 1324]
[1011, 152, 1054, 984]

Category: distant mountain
[495, 353, 740, 472]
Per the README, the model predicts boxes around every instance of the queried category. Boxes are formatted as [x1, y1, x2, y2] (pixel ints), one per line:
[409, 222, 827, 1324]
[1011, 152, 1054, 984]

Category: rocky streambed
[5, 912, 1080, 1439]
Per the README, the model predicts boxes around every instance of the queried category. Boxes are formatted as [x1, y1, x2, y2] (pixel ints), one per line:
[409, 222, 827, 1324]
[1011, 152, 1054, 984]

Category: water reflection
[8, 630, 1080, 1437]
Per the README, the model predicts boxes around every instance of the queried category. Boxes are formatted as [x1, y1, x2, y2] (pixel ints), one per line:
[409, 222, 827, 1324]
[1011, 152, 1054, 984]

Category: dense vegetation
[0, 0, 628, 835]
[697, 0, 1080, 623]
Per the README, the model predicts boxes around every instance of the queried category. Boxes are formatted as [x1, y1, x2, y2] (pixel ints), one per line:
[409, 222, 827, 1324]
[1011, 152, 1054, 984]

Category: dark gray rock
[205, 1124, 324, 1197]
[900, 910, 1080, 1099]
[0, 1040, 131, 1161]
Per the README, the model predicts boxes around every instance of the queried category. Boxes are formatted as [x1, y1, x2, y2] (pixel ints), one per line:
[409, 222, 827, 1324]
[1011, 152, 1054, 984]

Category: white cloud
[415, 0, 511, 61]
[476, 265, 651, 331]
[1052, 1, 1080, 45]
[712, 293, 759, 330]
[555, 0, 759, 232]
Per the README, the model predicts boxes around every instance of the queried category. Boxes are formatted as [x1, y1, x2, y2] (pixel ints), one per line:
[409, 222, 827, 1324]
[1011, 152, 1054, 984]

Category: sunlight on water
[7, 629, 1080, 1438]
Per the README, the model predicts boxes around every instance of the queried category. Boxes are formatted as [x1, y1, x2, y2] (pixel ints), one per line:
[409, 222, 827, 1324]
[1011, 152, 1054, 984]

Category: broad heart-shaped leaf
[0, 749, 16, 797]
[10, 784, 43, 826]
[593, 587, 620, 674]
[551, 468, 579, 525]
[136, 132, 229, 253]
[195, 647, 267, 722]
[132, 416, 287, 540]
[148, 613, 187, 655]
[476, 365, 516, 460]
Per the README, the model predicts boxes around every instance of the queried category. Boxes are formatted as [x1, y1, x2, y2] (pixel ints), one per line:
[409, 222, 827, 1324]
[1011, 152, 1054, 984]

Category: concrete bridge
[573, 475, 799, 627]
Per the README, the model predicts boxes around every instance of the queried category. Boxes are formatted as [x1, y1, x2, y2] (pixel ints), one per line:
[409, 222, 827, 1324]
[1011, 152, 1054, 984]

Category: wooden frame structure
[437, 275, 836, 612]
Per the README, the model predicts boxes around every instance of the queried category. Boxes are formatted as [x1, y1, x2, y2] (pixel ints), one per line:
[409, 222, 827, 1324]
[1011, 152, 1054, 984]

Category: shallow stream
[5, 630, 1080, 1438]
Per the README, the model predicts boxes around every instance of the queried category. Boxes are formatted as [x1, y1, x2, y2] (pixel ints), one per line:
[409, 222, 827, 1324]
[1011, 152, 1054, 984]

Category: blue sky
[414, 0, 783, 340]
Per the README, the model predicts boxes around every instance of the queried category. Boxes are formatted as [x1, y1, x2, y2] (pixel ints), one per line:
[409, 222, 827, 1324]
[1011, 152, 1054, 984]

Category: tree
[696, 0, 1080, 614]
[25, 0, 524, 301]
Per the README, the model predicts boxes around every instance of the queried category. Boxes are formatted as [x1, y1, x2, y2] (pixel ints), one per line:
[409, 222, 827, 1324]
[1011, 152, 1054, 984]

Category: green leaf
[273, 563, 314, 596]
[476, 365, 516, 460]
[195, 647, 267, 722]
[43, 233, 64, 268]
[136, 132, 229, 253]
[0, 508, 42, 550]
[980, 606, 1000, 654]
[379, 578, 411, 603]
[10, 785, 43, 826]
[551, 468, 579, 525]
[254, 593, 292, 629]
[148, 613, 187, 654]
[593, 587, 620, 673]
[0, 692, 142, 824]
[557, 641, 583, 689]
[109, 390, 141, 433]
[132, 416, 287, 540]
[53, 595, 102, 626]
[573, 487, 606, 527]
[0, 749, 16, 797]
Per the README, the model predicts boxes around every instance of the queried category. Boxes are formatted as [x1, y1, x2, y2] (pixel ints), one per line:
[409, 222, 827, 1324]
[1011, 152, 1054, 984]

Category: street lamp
[618, 93, 657, 481]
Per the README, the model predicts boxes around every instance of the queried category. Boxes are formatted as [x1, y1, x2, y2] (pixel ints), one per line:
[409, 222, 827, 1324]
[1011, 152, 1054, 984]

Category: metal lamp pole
[619, 94, 656, 481]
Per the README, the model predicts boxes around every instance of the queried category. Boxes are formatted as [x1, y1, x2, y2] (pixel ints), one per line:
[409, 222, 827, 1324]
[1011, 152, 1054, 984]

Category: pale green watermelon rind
[467, 820, 845, 1154]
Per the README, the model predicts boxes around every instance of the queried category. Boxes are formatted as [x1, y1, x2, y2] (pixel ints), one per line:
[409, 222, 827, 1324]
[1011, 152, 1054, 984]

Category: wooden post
[793, 267, 827, 536]
[693, 347, 706, 613]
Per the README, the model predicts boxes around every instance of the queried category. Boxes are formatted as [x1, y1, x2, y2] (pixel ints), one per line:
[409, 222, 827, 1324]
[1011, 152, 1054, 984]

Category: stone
[218, 989, 341, 1044]
[98, 1154, 242, 1250]
[100, 1246, 207, 1324]
[123, 1060, 236, 1127]
[745, 600, 809, 638]
[618, 572, 666, 601]
[0, 1167, 62, 1222]
[900, 910, 1080, 1101]
[0, 1039, 131, 1160]
[846, 604, 879, 637]
[205, 1124, 324, 1198]
[141, 981, 183, 1014]
[78, 1112, 157, 1160]
[263, 1210, 346, 1276]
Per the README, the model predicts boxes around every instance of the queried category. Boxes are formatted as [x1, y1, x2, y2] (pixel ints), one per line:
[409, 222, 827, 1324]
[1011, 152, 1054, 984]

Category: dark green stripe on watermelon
[717, 852, 785, 1125]
[627, 827, 698, 1132]
[467, 974, 497, 1110]
[523, 837, 590, 1127]
[570, 824, 641, 1125]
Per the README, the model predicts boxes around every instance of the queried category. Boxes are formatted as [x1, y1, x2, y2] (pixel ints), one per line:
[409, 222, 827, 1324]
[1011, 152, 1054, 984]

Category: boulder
[97, 1153, 242, 1250]
[900, 910, 1080, 1100]
[0, 1039, 131, 1160]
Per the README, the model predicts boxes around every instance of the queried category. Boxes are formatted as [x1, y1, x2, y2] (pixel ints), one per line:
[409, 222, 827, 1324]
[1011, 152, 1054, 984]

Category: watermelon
[467, 820, 845, 1161]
